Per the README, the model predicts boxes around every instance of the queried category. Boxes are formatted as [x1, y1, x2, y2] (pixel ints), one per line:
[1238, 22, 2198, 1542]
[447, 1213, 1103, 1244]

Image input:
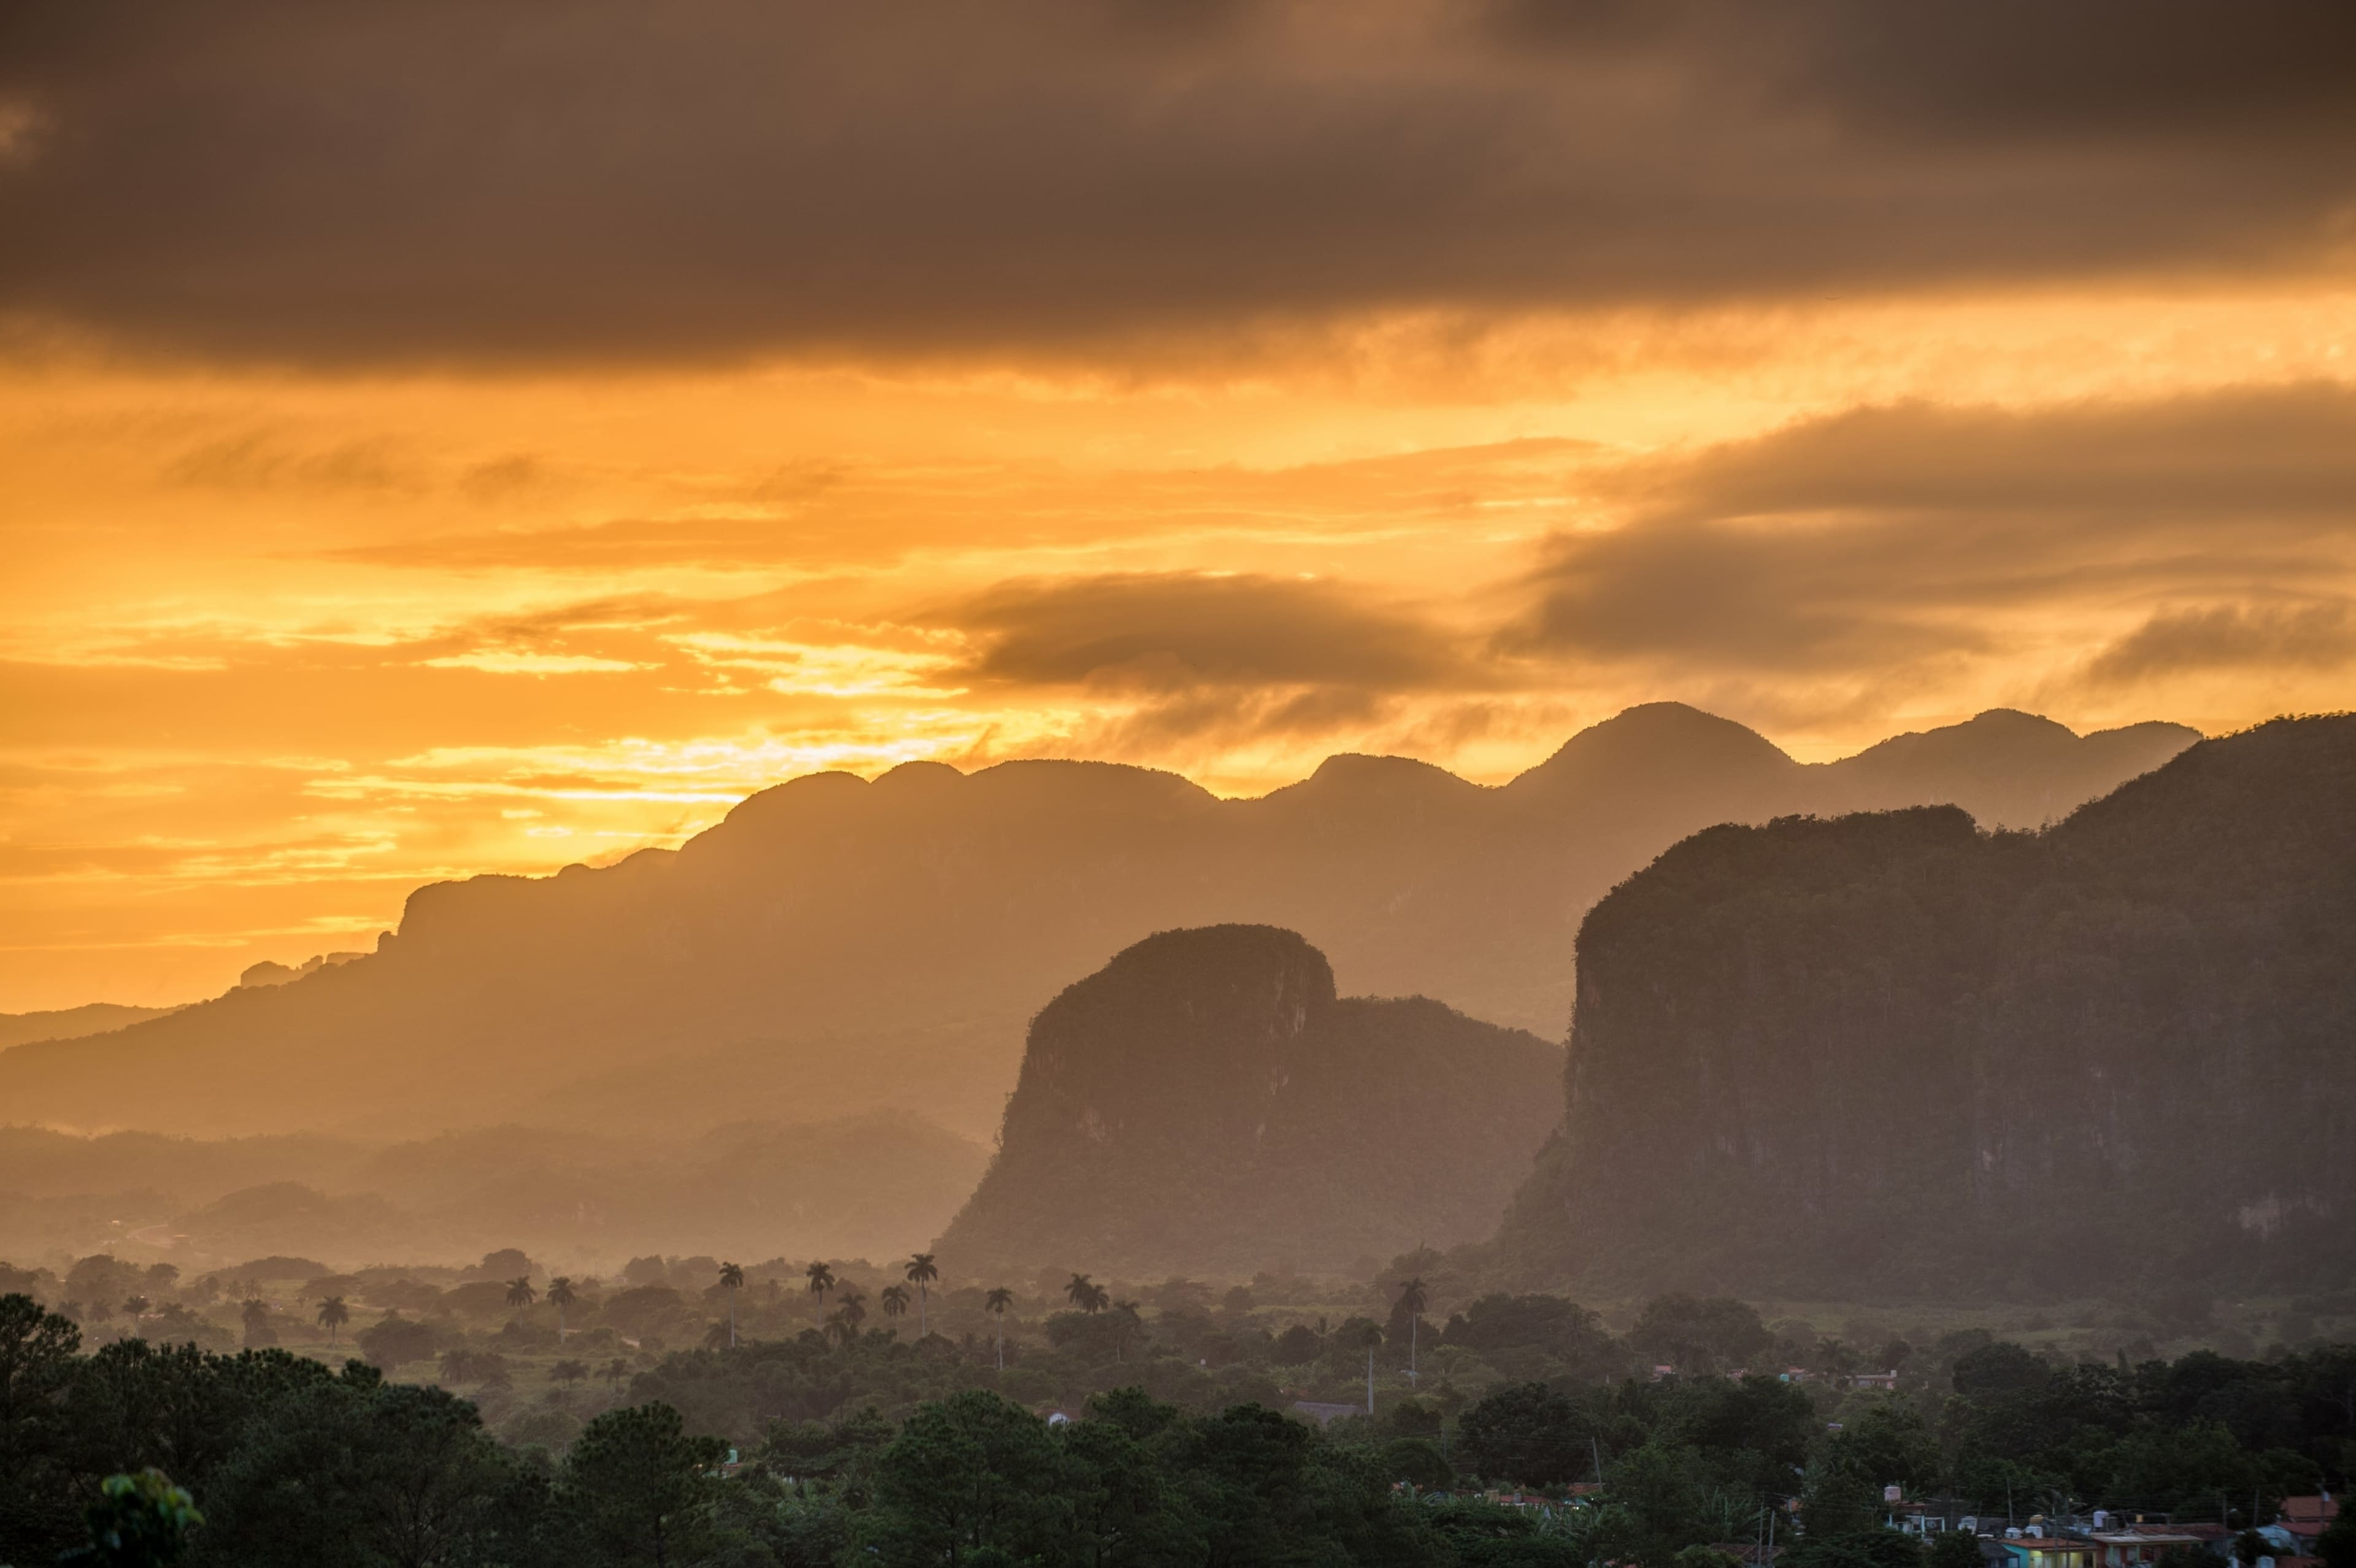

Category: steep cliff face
[937, 926, 1564, 1277]
[1495, 715, 2356, 1299]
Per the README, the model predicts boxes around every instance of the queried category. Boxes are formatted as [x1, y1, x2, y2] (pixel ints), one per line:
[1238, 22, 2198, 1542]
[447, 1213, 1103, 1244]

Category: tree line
[7, 1283, 2356, 1568]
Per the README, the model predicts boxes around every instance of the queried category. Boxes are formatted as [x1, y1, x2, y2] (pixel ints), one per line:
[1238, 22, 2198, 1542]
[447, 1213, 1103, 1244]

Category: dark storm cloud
[1505, 383, 2356, 672]
[1, 0, 2350, 364]
[949, 572, 1469, 693]
[1495, 1, 2356, 140]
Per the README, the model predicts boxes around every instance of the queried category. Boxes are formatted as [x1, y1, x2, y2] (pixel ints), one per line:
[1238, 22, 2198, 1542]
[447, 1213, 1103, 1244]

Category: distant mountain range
[0, 1002, 180, 1053]
[0, 704, 2192, 1148]
[0, 1112, 985, 1272]
[1493, 714, 2356, 1299]
[936, 925, 1562, 1277]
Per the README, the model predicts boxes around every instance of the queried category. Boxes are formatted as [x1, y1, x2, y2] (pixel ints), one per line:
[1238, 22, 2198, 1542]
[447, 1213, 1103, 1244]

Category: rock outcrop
[937, 926, 1564, 1277]
[1495, 715, 2356, 1299]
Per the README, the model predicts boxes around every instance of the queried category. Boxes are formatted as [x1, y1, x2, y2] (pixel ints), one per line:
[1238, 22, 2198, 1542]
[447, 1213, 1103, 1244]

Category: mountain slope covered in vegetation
[937, 925, 1563, 1277]
[1496, 715, 2356, 1299]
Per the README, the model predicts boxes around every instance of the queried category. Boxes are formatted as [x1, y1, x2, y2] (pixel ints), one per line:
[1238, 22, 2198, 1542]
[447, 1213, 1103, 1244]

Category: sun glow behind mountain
[5, 2, 2356, 1009]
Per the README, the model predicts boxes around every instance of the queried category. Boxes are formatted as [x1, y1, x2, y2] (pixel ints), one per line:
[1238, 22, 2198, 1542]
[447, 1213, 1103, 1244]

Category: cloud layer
[2, 6, 2354, 1007]
[3, 0, 2352, 363]
[1508, 384, 2356, 688]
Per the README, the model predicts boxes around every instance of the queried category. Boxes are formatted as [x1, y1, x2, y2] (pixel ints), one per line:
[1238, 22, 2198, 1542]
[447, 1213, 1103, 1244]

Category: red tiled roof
[2280, 1498, 2338, 1537]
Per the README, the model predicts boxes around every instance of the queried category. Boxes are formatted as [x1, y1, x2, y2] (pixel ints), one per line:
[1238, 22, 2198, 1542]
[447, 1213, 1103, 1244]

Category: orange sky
[4, 2, 2355, 1010]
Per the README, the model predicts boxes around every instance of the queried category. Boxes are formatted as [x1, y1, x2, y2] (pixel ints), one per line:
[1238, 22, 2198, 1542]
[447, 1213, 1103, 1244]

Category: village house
[2279, 1496, 2339, 1552]
[1994, 1529, 2096, 1568]
[2082, 1528, 2214, 1568]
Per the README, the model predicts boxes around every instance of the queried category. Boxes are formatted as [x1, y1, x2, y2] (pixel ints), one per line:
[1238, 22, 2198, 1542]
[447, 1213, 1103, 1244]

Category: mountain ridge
[0, 1002, 185, 1054]
[0, 704, 2196, 1145]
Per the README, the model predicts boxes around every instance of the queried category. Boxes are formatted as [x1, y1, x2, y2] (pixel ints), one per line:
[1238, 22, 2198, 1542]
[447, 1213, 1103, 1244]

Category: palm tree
[239, 1297, 269, 1340]
[1066, 1273, 1109, 1314]
[717, 1262, 744, 1348]
[879, 1284, 910, 1323]
[904, 1253, 939, 1339]
[317, 1295, 351, 1347]
[804, 1261, 835, 1327]
[1349, 1320, 1384, 1414]
[828, 1288, 868, 1346]
[440, 1347, 476, 1386]
[604, 1356, 629, 1393]
[547, 1277, 577, 1343]
[504, 1276, 537, 1317]
[1111, 1300, 1142, 1362]
[985, 1286, 1014, 1371]
[1396, 1277, 1428, 1385]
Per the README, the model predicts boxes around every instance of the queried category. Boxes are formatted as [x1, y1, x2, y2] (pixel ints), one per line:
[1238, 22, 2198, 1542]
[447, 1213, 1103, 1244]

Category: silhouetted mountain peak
[1264, 752, 1488, 818]
[961, 758, 1218, 817]
[1303, 750, 1476, 789]
[1839, 708, 2075, 769]
[1965, 706, 2070, 732]
[1506, 703, 1800, 802]
[1824, 709, 2201, 827]
[871, 758, 967, 794]
[940, 924, 1560, 1275]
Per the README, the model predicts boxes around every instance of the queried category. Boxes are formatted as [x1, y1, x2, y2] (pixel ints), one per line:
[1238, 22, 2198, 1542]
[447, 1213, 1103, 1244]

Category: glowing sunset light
[5, 2, 2355, 1008]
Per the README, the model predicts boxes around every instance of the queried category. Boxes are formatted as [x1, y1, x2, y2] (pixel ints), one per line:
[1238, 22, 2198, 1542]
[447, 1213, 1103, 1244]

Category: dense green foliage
[1501, 715, 2356, 1297]
[9, 1283, 2353, 1568]
[940, 925, 1564, 1276]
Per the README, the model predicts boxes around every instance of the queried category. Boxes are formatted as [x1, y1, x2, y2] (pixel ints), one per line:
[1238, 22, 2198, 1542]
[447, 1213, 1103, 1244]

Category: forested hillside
[937, 926, 1564, 1276]
[0, 706, 2189, 1145]
[1496, 715, 2356, 1299]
